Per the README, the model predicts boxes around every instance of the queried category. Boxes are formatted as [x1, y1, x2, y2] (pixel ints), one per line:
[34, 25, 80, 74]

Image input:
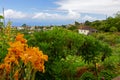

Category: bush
[31, 28, 86, 79]
[98, 70, 116, 80]
[110, 26, 118, 32]
[79, 72, 96, 80]
[27, 27, 111, 80]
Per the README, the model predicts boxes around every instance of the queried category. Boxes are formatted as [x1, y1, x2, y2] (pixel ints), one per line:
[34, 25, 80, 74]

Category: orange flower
[5, 63, 11, 74]
[0, 64, 5, 69]
[43, 55, 48, 61]
[15, 33, 27, 43]
[0, 33, 48, 79]
[23, 47, 48, 72]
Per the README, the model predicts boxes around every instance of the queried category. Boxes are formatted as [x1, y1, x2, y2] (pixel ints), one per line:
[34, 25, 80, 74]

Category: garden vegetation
[0, 14, 120, 80]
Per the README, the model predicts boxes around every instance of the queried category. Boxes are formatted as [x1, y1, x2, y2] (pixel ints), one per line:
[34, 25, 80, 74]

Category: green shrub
[103, 55, 119, 70]
[28, 27, 85, 79]
[27, 27, 111, 80]
[92, 32, 120, 46]
[79, 72, 96, 80]
[110, 26, 118, 32]
[98, 70, 116, 80]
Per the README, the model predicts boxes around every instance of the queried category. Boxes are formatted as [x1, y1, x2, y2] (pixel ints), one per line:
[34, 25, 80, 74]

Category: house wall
[78, 29, 89, 35]
[17, 27, 24, 30]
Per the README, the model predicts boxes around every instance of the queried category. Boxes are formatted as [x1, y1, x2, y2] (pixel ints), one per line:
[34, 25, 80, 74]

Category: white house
[78, 26, 97, 35]
[17, 27, 24, 30]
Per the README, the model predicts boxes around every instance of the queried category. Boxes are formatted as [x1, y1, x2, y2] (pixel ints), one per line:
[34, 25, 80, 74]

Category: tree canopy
[84, 12, 120, 32]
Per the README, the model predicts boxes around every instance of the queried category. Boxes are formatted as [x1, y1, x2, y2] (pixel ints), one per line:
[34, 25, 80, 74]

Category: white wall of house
[30, 27, 35, 30]
[78, 29, 89, 35]
[17, 27, 24, 30]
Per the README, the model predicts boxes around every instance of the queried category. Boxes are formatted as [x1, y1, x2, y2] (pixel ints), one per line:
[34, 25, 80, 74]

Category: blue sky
[0, 0, 120, 26]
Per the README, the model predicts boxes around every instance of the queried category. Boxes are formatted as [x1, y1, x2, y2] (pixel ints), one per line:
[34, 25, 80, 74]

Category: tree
[21, 23, 28, 31]
[79, 36, 112, 76]
[110, 26, 118, 32]
[115, 11, 120, 18]
[91, 20, 102, 30]
[61, 25, 66, 28]
[80, 36, 111, 64]
[85, 20, 91, 26]
[21, 23, 27, 27]
[68, 25, 77, 31]
[75, 21, 80, 26]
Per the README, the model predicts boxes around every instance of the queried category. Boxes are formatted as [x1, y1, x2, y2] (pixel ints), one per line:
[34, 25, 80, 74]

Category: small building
[17, 27, 24, 30]
[78, 26, 97, 35]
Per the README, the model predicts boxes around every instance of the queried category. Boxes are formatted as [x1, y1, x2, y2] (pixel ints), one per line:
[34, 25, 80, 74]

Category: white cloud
[32, 10, 81, 20]
[55, 0, 120, 15]
[1, 9, 81, 21]
[4, 9, 27, 19]
[82, 15, 97, 21]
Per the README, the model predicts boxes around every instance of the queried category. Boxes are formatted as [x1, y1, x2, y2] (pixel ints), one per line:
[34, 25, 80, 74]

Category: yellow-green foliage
[0, 21, 17, 61]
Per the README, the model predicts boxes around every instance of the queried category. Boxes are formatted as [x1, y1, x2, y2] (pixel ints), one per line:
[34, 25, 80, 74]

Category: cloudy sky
[0, 0, 120, 26]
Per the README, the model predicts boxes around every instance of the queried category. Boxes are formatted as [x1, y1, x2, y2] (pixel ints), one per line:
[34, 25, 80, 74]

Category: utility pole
[106, 14, 107, 20]
[3, 8, 5, 27]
